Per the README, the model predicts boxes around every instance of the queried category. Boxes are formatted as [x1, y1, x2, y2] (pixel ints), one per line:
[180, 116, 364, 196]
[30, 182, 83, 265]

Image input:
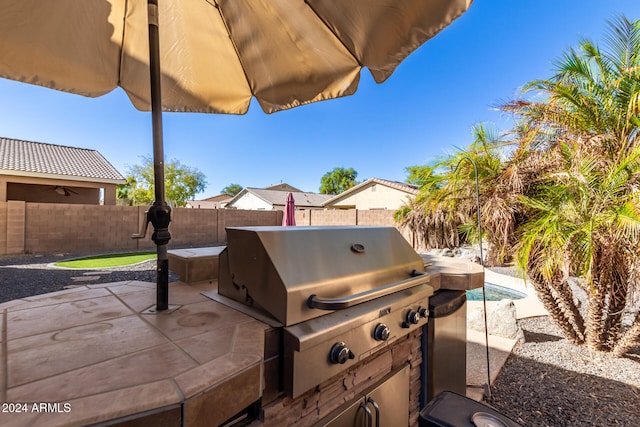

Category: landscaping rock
[468, 299, 524, 341]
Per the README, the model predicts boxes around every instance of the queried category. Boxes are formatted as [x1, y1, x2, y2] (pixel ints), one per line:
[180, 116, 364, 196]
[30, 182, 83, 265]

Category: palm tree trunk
[552, 279, 586, 342]
[585, 283, 607, 351]
[603, 281, 628, 350]
[612, 310, 640, 357]
[529, 274, 585, 345]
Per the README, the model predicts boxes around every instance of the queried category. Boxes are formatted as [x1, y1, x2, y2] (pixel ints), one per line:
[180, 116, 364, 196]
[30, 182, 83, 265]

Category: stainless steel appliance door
[313, 364, 410, 427]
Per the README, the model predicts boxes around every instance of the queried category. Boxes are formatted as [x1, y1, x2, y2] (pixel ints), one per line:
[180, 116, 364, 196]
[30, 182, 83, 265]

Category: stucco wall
[229, 192, 272, 210]
[329, 183, 414, 210]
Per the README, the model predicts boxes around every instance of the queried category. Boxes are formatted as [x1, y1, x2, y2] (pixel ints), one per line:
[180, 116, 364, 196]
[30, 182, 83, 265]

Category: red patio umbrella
[282, 192, 296, 226]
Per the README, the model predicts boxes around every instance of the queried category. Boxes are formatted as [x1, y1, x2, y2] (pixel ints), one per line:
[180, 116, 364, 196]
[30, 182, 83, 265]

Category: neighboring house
[185, 194, 233, 209]
[226, 184, 331, 210]
[0, 137, 126, 205]
[323, 178, 419, 210]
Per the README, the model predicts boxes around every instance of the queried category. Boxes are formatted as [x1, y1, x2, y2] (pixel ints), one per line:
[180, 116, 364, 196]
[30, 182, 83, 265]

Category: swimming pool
[466, 283, 527, 301]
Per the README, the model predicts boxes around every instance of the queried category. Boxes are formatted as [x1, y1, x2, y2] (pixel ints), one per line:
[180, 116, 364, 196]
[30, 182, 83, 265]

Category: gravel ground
[487, 316, 640, 426]
[483, 265, 640, 426]
[2, 254, 639, 426]
[0, 252, 178, 303]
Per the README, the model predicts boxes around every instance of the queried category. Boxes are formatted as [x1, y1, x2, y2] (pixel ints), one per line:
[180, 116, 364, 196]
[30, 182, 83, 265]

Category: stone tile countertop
[0, 281, 268, 427]
[421, 254, 485, 291]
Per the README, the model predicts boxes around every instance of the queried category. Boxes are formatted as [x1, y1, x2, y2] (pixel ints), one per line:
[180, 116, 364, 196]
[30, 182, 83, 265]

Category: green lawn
[54, 252, 157, 269]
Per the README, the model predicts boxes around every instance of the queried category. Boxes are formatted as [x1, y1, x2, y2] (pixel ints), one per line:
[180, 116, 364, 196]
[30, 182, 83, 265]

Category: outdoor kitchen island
[210, 226, 484, 427]
[0, 279, 270, 427]
[0, 227, 483, 427]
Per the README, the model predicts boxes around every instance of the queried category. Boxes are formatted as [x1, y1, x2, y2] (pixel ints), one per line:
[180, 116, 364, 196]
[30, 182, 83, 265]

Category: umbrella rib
[303, 1, 363, 68]
[117, 0, 132, 86]
[214, 3, 260, 99]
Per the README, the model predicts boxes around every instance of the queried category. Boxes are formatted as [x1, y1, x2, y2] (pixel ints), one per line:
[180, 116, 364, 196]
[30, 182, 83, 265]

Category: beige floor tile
[174, 327, 235, 365]
[89, 280, 156, 290]
[466, 329, 516, 388]
[9, 342, 196, 402]
[30, 380, 182, 427]
[110, 288, 157, 312]
[183, 364, 261, 427]
[141, 300, 254, 341]
[5, 288, 109, 312]
[165, 282, 213, 305]
[0, 410, 42, 427]
[7, 295, 130, 340]
[0, 299, 32, 311]
[104, 281, 209, 310]
[175, 352, 262, 399]
[7, 315, 168, 387]
[233, 320, 268, 355]
[173, 318, 268, 366]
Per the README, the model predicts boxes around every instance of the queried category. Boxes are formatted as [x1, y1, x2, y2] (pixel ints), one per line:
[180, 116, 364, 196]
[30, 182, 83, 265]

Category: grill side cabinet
[313, 364, 410, 427]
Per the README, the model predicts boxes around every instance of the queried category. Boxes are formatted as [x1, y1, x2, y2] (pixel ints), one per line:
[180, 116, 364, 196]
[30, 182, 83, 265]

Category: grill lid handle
[307, 271, 428, 310]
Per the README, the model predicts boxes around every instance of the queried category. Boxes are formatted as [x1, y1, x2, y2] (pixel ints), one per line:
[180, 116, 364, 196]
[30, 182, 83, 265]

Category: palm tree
[396, 124, 512, 265]
[504, 15, 640, 355]
[399, 16, 640, 355]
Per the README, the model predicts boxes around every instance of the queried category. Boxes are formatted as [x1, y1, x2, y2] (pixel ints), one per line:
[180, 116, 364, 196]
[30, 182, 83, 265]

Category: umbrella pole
[147, 0, 171, 311]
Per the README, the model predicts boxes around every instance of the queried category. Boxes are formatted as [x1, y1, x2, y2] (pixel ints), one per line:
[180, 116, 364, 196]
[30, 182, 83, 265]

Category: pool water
[466, 283, 527, 301]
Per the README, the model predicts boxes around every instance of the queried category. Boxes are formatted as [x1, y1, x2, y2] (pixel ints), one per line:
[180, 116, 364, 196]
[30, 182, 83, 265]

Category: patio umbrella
[0, 0, 472, 310]
[282, 192, 296, 226]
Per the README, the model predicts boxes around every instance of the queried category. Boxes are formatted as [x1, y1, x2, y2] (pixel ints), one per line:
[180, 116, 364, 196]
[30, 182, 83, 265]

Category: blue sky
[2, 1, 640, 198]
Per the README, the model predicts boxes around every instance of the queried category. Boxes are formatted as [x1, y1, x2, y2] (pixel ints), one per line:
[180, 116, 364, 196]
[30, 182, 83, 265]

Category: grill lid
[218, 226, 428, 325]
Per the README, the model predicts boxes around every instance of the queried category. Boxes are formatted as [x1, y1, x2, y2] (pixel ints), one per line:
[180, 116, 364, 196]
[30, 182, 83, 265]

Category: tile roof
[228, 187, 332, 208]
[0, 137, 125, 182]
[246, 188, 332, 207]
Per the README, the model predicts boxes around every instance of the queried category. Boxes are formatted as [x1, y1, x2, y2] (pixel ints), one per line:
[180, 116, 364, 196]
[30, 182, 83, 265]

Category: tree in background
[116, 177, 135, 204]
[320, 167, 358, 195]
[221, 183, 243, 197]
[124, 156, 207, 207]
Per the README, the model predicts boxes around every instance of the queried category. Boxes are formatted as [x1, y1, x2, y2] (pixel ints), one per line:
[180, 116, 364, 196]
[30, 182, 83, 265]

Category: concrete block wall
[356, 209, 395, 225]
[169, 207, 219, 247]
[7, 201, 26, 254]
[23, 203, 141, 254]
[309, 209, 358, 226]
[217, 209, 282, 242]
[0, 202, 5, 253]
[0, 203, 416, 256]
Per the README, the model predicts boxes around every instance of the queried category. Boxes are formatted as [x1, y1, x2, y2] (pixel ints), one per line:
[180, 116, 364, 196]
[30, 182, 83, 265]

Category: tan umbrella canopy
[0, 0, 472, 309]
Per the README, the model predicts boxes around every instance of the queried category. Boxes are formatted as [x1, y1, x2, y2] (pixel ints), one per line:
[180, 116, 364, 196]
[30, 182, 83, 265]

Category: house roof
[0, 137, 125, 183]
[322, 178, 419, 206]
[185, 194, 232, 209]
[263, 183, 302, 192]
[228, 187, 332, 208]
[202, 194, 233, 202]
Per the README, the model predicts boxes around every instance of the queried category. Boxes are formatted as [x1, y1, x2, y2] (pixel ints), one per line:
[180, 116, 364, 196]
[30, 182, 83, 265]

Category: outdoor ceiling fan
[50, 186, 78, 196]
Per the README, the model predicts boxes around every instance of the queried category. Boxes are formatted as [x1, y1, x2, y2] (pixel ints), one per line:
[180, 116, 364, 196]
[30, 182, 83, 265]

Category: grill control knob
[329, 342, 355, 364]
[373, 323, 391, 341]
[402, 310, 420, 328]
[418, 306, 429, 318]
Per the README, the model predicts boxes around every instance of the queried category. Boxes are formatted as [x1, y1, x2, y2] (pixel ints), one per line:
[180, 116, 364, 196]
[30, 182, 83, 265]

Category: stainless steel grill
[216, 226, 434, 398]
